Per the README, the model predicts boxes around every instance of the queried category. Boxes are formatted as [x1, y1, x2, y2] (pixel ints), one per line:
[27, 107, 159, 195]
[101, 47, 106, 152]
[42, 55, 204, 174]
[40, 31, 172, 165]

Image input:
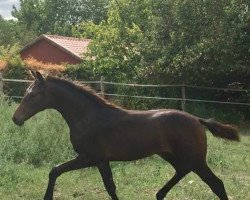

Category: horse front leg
[44, 155, 93, 200]
[98, 162, 119, 200]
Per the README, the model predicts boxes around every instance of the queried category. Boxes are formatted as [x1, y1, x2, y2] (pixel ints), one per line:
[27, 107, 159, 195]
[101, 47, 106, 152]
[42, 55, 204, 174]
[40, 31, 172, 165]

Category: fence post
[181, 82, 186, 111]
[0, 73, 3, 95]
[100, 76, 105, 98]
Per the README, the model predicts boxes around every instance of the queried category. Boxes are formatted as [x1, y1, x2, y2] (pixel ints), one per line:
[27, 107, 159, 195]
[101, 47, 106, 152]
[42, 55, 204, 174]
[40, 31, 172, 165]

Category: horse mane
[46, 76, 118, 109]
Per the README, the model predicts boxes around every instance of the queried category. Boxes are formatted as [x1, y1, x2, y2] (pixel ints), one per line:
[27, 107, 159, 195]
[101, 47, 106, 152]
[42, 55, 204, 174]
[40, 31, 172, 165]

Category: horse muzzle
[12, 116, 24, 126]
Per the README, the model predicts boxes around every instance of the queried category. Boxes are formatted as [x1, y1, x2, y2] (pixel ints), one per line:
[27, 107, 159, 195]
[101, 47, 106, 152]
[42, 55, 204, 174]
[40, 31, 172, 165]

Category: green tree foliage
[12, 0, 110, 36]
[73, 0, 151, 81]
[0, 18, 20, 46]
[75, 0, 250, 88]
[0, 44, 21, 60]
[159, 0, 250, 86]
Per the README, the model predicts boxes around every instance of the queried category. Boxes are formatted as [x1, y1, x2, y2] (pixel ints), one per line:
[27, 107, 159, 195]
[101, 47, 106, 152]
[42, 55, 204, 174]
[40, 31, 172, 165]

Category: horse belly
[97, 129, 168, 161]
[104, 145, 157, 161]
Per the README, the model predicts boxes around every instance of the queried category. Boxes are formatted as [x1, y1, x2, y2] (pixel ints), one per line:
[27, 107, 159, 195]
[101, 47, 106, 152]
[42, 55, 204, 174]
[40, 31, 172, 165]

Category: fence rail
[0, 73, 250, 111]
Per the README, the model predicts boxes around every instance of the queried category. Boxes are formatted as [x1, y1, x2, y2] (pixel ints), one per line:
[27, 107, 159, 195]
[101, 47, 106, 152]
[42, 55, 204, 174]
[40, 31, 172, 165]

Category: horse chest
[69, 127, 102, 155]
[69, 128, 89, 153]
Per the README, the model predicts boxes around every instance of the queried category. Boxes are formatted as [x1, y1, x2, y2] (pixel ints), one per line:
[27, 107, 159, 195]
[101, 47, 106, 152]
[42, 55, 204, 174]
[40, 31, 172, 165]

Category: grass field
[0, 97, 249, 199]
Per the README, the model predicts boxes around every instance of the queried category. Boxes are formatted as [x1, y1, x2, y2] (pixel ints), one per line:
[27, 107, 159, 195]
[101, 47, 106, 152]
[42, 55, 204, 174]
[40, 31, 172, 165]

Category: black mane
[46, 76, 117, 108]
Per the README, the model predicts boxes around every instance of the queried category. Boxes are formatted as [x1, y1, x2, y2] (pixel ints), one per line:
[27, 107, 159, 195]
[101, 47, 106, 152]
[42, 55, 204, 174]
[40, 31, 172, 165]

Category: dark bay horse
[12, 71, 239, 200]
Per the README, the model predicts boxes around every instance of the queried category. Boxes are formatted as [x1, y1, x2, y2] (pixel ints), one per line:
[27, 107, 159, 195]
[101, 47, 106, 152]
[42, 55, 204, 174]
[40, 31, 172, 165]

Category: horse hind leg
[156, 153, 191, 200]
[97, 162, 119, 200]
[156, 171, 189, 200]
[194, 163, 228, 200]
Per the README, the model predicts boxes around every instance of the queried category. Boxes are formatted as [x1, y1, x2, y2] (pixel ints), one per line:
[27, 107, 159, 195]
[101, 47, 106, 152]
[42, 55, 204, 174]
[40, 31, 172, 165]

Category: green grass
[0, 96, 249, 199]
[0, 138, 249, 200]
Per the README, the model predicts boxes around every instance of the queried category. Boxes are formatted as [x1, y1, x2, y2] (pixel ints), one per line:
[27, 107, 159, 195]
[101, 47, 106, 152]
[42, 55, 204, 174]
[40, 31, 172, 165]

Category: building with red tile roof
[20, 34, 91, 65]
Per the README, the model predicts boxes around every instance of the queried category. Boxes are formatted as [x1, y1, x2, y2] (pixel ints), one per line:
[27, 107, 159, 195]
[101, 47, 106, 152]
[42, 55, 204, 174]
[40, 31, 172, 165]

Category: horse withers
[12, 71, 239, 200]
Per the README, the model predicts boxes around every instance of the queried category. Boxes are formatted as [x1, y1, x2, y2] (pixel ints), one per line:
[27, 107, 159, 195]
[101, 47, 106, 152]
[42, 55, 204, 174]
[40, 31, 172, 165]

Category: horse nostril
[12, 116, 24, 126]
[12, 116, 17, 123]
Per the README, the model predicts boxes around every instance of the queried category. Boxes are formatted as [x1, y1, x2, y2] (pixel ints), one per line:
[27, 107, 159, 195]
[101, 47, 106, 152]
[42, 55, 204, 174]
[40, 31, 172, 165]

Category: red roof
[21, 34, 91, 60]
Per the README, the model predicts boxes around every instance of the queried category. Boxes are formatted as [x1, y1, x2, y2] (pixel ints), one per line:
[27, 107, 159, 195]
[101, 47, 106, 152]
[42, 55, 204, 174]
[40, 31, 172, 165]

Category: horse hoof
[156, 191, 165, 200]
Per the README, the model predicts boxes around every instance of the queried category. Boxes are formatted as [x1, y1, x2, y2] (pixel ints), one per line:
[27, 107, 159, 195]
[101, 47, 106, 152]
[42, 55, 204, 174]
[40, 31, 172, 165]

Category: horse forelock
[45, 76, 118, 108]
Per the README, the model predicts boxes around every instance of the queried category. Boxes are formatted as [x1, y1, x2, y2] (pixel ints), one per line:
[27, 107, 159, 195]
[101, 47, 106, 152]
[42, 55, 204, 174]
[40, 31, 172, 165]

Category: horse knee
[49, 166, 61, 179]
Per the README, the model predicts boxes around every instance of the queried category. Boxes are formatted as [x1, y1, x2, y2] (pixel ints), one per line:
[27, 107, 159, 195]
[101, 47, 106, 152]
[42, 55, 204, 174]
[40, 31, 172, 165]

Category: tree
[12, 0, 110, 36]
[75, 0, 250, 87]
[0, 18, 19, 46]
[73, 0, 153, 81]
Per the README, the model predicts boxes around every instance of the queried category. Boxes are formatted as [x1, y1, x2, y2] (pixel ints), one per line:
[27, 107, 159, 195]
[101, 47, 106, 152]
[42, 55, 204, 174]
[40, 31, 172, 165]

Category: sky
[0, 0, 20, 20]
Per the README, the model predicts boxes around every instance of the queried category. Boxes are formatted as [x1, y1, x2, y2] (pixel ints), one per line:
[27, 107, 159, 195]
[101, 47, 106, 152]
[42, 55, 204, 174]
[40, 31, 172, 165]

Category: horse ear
[30, 70, 44, 83]
[30, 70, 37, 78]
[36, 71, 44, 83]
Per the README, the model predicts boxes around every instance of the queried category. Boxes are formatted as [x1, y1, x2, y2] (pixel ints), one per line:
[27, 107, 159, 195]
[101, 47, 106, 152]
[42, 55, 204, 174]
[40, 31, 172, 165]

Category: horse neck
[48, 82, 102, 128]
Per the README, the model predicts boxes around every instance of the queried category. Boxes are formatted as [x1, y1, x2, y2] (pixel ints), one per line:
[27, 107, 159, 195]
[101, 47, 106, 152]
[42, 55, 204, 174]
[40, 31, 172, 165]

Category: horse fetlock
[156, 190, 166, 200]
[44, 194, 53, 200]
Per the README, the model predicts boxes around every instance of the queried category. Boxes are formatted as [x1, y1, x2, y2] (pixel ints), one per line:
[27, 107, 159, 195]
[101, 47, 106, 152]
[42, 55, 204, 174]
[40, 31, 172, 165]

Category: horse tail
[198, 118, 240, 141]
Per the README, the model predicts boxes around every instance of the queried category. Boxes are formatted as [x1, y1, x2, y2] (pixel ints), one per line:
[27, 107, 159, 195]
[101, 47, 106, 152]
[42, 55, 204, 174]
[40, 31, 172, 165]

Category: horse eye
[30, 93, 36, 98]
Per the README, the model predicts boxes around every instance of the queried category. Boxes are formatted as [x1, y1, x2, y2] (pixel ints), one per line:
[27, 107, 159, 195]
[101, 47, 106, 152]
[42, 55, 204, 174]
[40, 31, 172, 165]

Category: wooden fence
[1, 73, 250, 111]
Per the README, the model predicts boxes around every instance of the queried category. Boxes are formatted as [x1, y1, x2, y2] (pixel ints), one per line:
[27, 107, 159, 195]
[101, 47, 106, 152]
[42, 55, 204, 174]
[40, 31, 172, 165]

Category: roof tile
[44, 34, 91, 59]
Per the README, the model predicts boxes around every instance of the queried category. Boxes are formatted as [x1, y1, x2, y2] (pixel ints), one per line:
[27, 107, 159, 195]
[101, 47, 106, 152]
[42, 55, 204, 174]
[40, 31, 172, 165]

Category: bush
[0, 45, 67, 98]
[64, 62, 96, 80]
[0, 60, 6, 70]
[2, 55, 29, 98]
[0, 96, 74, 166]
[186, 102, 244, 123]
[24, 58, 65, 76]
